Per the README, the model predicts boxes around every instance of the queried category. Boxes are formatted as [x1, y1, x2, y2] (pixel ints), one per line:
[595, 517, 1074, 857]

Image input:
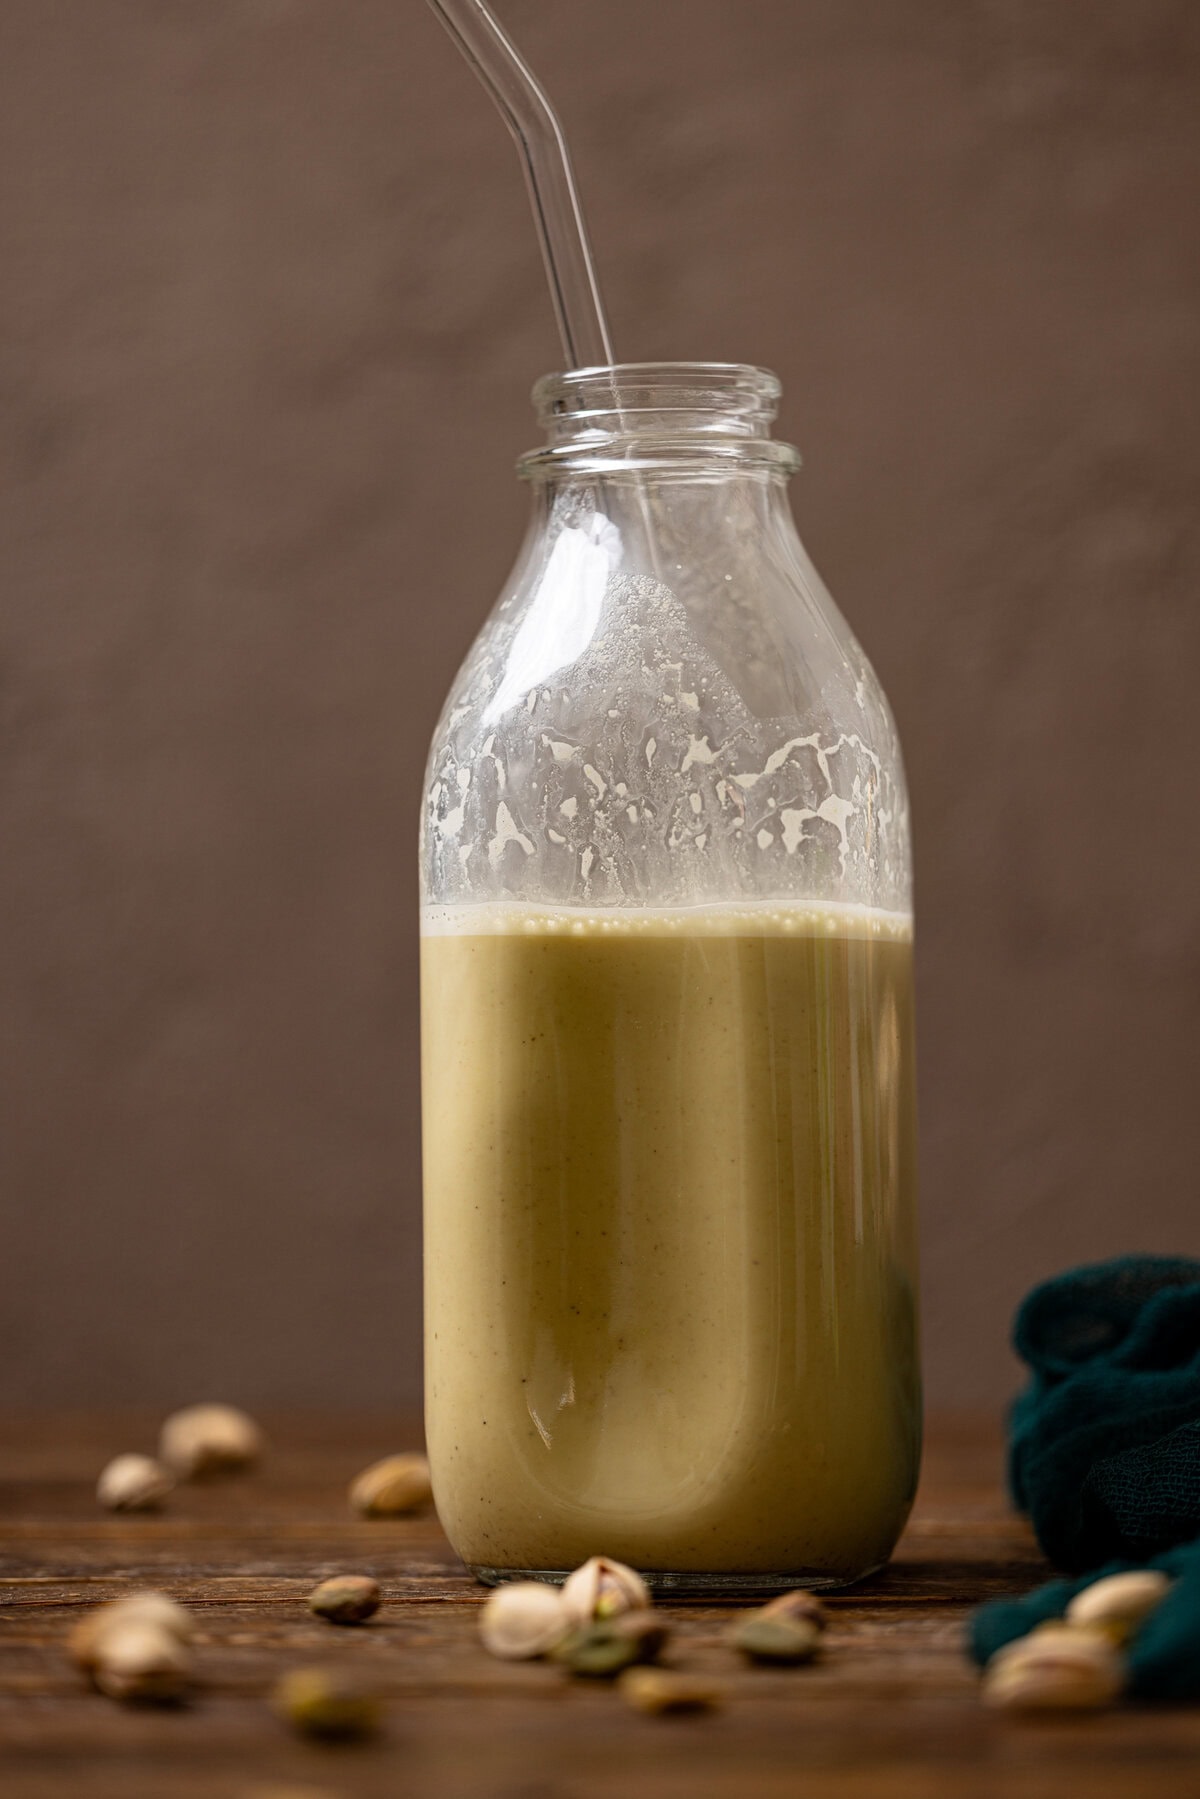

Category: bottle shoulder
[423, 531, 910, 914]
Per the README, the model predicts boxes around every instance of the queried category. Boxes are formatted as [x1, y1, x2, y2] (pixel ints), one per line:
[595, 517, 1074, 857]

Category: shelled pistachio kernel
[273, 1667, 381, 1741]
[731, 1589, 827, 1664]
[92, 1619, 191, 1703]
[1066, 1570, 1172, 1644]
[96, 1453, 174, 1513]
[308, 1575, 382, 1626]
[561, 1555, 651, 1626]
[732, 1612, 821, 1665]
[349, 1453, 433, 1517]
[552, 1611, 669, 1678]
[983, 1622, 1125, 1711]
[68, 1592, 194, 1671]
[619, 1667, 722, 1715]
[159, 1404, 263, 1478]
[479, 1582, 569, 1660]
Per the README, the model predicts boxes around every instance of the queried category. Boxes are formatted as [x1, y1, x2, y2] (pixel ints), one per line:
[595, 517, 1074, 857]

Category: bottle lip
[521, 360, 801, 479]
[533, 361, 783, 419]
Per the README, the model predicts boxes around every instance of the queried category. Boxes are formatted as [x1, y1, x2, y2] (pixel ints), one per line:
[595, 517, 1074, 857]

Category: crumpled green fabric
[970, 1255, 1200, 1699]
[1009, 1255, 1200, 1570]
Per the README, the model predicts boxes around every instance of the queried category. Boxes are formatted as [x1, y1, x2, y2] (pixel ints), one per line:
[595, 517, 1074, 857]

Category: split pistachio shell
[91, 1620, 191, 1703]
[349, 1453, 433, 1517]
[983, 1622, 1125, 1711]
[308, 1575, 382, 1626]
[1066, 1569, 1172, 1642]
[159, 1404, 263, 1478]
[619, 1667, 722, 1715]
[551, 1612, 669, 1678]
[96, 1453, 174, 1513]
[560, 1555, 650, 1626]
[273, 1666, 381, 1741]
[479, 1582, 569, 1660]
[68, 1592, 194, 1670]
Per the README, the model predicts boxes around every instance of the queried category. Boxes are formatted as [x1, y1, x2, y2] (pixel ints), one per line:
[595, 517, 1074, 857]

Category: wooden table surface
[2, 1413, 1198, 1798]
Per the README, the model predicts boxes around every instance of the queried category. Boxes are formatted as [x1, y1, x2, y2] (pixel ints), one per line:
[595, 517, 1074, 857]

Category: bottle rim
[533, 361, 782, 417]
[520, 361, 801, 480]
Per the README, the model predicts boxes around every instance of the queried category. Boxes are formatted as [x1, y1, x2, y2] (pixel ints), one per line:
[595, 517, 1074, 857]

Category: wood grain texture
[2, 1414, 1198, 1797]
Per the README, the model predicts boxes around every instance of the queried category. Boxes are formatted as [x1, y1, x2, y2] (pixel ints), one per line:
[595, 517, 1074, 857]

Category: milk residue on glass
[425, 563, 910, 914]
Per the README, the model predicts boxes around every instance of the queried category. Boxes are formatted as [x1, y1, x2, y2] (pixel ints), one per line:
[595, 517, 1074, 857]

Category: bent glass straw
[425, 0, 614, 371]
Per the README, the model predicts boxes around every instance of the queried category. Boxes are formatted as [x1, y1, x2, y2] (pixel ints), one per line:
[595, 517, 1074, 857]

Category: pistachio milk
[421, 901, 919, 1585]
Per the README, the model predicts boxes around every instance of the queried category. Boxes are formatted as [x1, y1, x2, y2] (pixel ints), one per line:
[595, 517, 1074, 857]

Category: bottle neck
[518, 362, 801, 482]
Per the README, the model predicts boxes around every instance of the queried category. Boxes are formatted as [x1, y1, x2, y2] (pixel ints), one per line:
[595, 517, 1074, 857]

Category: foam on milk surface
[421, 899, 913, 940]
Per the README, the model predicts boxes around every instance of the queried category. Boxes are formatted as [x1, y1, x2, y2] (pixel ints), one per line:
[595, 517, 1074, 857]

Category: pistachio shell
[96, 1454, 174, 1513]
[560, 1556, 650, 1626]
[91, 1621, 191, 1703]
[1066, 1569, 1172, 1642]
[68, 1593, 194, 1670]
[307, 1575, 382, 1625]
[618, 1667, 722, 1714]
[159, 1404, 263, 1478]
[479, 1582, 568, 1660]
[759, 1588, 828, 1631]
[983, 1623, 1125, 1711]
[273, 1666, 381, 1740]
[349, 1454, 433, 1517]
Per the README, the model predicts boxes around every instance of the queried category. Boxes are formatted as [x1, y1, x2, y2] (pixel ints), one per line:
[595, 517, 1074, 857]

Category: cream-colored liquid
[421, 904, 920, 1581]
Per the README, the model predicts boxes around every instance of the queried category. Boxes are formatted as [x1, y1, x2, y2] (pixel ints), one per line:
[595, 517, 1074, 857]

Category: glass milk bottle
[420, 364, 919, 1590]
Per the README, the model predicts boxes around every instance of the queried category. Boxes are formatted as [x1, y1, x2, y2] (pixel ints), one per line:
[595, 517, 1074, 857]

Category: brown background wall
[2, 1, 1199, 1416]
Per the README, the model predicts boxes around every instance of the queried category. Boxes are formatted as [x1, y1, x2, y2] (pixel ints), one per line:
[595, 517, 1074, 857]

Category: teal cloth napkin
[1009, 1255, 1200, 1570]
[970, 1255, 1200, 1698]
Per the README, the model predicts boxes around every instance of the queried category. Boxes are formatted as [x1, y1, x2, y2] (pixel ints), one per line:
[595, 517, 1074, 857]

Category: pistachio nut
[560, 1555, 650, 1626]
[618, 1667, 722, 1715]
[552, 1611, 669, 1678]
[273, 1666, 382, 1741]
[1066, 1569, 1172, 1643]
[758, 1588, 828, 1631]
[68, 1592, 194, 1670]
[96, 1453, 174, 1513]
[91, 1620, 191, 1704]
[307, 1575, 382, 1626]
[479, 1581, 568, 1660]
[349, 1453, 433, 1517]
[159, 1404, 263, 1478]
[983, 1622, 1125, 1711]
[731, 1610, 821, 1665]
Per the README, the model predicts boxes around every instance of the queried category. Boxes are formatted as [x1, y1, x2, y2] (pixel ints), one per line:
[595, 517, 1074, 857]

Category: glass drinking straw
[425, 0, 614, 372]
[426, 1, 666, 579]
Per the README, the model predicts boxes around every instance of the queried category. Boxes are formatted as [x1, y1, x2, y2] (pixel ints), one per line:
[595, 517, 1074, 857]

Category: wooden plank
[1, 1413, 1197, 1799]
